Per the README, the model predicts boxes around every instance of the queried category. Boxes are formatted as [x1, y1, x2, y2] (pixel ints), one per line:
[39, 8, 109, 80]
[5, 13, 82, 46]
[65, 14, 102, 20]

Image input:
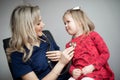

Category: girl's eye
[64, 21, 70, 25]
[64, 22, 66, 25]
[67, 21, 70, 23]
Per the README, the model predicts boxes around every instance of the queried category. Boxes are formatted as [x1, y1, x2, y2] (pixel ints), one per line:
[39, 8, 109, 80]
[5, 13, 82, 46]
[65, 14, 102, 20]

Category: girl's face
[63, 14, 82, 38]
[35, 16, 45, 36]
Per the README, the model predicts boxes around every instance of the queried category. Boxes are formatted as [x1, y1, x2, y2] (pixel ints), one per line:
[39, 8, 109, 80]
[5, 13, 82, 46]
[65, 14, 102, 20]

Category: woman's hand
[59, 46, 74, 65]
[46, 51, 61, 61]
[42, 46, 74, 80]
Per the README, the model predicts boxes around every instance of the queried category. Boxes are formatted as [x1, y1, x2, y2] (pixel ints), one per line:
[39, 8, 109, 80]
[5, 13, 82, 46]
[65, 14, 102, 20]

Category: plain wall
[0, 0, 120, 80]
[0, 0, 23, 80]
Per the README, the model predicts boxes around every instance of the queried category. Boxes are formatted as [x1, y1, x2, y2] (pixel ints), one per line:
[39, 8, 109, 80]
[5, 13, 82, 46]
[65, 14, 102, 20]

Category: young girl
[63, 7, 114, 80]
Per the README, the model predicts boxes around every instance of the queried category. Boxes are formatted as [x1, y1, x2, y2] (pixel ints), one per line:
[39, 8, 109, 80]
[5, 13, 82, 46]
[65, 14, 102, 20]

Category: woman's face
[35, 16, 45, 36]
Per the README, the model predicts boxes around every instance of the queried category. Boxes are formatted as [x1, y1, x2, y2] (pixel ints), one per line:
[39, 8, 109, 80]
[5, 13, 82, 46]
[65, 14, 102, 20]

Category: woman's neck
[30, 40, 40, 47]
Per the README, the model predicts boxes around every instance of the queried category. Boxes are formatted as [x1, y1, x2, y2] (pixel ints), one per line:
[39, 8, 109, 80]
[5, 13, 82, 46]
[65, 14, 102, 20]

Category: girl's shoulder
[89, 31, 101, 38]
[89, 31, 99, 36]
[89, 31, 104, 42]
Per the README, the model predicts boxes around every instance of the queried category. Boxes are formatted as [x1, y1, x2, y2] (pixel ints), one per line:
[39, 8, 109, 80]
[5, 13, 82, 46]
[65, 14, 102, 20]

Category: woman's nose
[42, 22, 45, 27]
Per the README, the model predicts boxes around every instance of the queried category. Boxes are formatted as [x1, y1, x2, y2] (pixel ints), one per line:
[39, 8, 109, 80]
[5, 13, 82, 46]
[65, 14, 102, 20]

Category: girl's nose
[65, 24, 68, 27]
[65, 25, 68, 30]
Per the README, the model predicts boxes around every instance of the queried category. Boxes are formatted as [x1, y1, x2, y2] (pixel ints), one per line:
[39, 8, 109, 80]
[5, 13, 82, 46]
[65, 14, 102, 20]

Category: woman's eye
[37, 23, 40, 25]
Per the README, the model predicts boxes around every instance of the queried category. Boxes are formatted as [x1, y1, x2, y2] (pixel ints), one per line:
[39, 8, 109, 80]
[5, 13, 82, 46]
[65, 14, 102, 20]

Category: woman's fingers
[46, 51, 61, 61]
[60, 46, 74, 64]
[63, 46, 74, 56]
[68, 51, 74, 60]
[46, 46, 74, 63]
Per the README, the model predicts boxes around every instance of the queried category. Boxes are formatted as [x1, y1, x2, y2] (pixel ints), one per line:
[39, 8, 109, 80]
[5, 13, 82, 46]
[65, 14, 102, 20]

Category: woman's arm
[21, 46, 74, 80]
[42, 61, 66, 80]
[42, 46, 74, 80]
[21, 61, 66, 80]
[22, 71, 38, 80]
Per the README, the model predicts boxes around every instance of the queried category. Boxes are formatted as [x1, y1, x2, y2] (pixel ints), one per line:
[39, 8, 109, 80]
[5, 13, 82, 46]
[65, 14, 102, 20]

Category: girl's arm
[91, 31, 110, 70]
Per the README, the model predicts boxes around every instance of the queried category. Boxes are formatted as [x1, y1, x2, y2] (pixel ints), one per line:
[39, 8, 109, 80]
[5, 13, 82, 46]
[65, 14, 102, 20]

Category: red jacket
[66, 31, 114, 80]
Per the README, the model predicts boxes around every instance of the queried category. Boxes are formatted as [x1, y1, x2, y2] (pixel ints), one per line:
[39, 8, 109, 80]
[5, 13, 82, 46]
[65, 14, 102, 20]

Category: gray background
[0, 0, 120, 80]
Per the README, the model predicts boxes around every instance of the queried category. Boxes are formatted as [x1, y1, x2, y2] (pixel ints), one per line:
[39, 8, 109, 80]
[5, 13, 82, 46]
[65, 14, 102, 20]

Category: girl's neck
[73, 30, 83, 38]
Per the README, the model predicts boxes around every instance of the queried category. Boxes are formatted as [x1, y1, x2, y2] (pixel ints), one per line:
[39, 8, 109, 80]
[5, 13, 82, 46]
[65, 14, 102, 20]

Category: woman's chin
[37, 32, 43, 36]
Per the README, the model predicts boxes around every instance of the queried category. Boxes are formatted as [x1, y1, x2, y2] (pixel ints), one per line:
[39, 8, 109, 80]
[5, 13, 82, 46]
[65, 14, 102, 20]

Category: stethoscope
[39, 33, 53, 69]
[39, 33, 71, 75]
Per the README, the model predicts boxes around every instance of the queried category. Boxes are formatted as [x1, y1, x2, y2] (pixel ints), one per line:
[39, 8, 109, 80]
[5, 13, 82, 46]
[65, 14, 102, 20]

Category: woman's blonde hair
[7, 5, 40, 62]
[63, 8, 95, 35]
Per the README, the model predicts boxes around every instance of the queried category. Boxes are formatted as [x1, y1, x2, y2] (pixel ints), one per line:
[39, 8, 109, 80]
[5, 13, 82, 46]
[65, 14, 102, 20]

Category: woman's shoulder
[11, 51, 23, 56]
[10, 51, 23, 62]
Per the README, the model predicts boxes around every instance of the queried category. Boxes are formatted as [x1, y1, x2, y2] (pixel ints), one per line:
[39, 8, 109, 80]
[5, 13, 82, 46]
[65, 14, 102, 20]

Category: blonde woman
[63, 7, 114, 80]
[7, 5, 74, 80]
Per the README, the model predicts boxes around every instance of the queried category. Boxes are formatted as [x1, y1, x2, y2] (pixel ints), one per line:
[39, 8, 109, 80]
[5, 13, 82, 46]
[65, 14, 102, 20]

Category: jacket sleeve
[91, 32, 110, 70]
[69, 64, 75, 75]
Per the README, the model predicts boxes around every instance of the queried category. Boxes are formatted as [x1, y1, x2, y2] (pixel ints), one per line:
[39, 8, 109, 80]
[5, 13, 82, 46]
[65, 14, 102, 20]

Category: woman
[6, 5, 74, 80]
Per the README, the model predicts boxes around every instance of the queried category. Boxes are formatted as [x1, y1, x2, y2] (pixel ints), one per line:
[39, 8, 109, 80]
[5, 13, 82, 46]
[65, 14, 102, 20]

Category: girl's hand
[82, 64, 95, 75]
[72, 68, 82, 79]
[46, 51, 61, 61]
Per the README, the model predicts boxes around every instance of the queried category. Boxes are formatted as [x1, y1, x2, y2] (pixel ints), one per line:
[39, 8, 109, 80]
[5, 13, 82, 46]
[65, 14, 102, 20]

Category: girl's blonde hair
[7, 5, 40, 62]
[63, 8, 95, 35]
